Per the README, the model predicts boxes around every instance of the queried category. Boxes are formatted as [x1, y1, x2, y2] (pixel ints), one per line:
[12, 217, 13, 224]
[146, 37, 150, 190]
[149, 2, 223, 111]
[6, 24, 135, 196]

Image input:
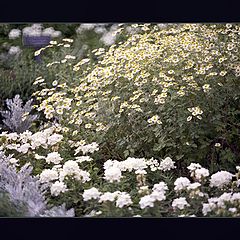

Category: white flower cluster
[75, 156, 93, 163]
[99, 192, 119, 203]
[8, 46, 21, 55]
[40, 169, 59, 183]
[103, 157, 176, 183]
[174, 177, 191, 191]
[8, 29, 21, 39]
[104, 166, 122, 183]
[50, 181, 68, 196]
[116, 192, 133, 208]
[101, 24, 119, 46]
[209, 171, 233, 188]
[159, 157, 176, 171]
[0, 127, 63, 154]
[145, 157, 176, 172]
[172, 197, 190, 210]
[139, 182, 168, 209]
[59, 160, 91, 182]
[202, 192, 240, 216]
[75, 142, 99, 155]
[187, 163, 209, 181]
[40, 159, 91, 196]
[103, 157, 149, 183]
[46, 152, 63, 164]
[83, 187, 101, 201]
[82, 188, 132, 208]
[76, 23, 97, 33]
[22, 24, 61, 38]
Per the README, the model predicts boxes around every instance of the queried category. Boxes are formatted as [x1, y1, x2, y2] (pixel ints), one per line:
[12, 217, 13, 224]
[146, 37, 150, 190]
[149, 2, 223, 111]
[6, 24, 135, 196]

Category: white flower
[75, 142, 99, 155]
[94, 26, 107, 34]
[217, 192, 232, 207]
[202, 84, 211, 92]
[152, 182, 168, 193]
[100, 31, 116, 46]
[35, 154, 45, 160]
[8, 29, 21, 39]
[19, 130, 32, 143]
[46, 152, 63, 164]
[17, 143, 31, 153]
[75, 156, 93, 163]
[7, 132, 19, 141]
[187, 163, 202, 172]
[135, 169, 147, 175]
[50, 181, 67, 196]
[194, 168, 209, 180]
[83, 187, 101, 201]
[139, 195, 155, 209]
[174, 177, 191, 191]
[210, 171, 233, 188]
[121, 157, 147, 172]
[59, 160, 91, 183]
[187, 182, 201, 190]
[47, 133, 63, 145]
[116, 192, 132, 208]
[232, 193, 240, 201]
[79, 170, 91, 183]
[150, 190, 166, 201]
[103, 159, 117, 170]
[42, 27, 55, 36]
[60, 160, 80, 179]
[9, 158, 19, 165]
[159, 157, 176, 171]
[77, 24, 96, 33]
[8, 46, 21, 55]
[40, 169, 59, 183]
[104, 166, 122, 183]
[202, 203, 216, 216]
[99, 192, 117, 203]
[30, 131, 48, 149]
[229, 208, 237, 213]
[172, 197, 190, 210]
[51, 31, 62, 38]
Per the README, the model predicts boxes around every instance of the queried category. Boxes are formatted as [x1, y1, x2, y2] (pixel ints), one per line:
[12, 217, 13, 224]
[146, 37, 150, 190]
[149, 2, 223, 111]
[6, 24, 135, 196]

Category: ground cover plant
[1, 23, 240, 217]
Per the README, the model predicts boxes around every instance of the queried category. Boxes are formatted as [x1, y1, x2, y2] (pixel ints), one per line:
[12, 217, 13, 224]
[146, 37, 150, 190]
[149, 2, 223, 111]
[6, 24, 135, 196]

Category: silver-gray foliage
[0, 95, 38, 133]
[0, 151, 75, 217]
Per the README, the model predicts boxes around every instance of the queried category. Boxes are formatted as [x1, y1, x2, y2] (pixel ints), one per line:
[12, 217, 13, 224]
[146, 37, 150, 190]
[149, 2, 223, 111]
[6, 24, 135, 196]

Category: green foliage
[0, 191, 27, 217]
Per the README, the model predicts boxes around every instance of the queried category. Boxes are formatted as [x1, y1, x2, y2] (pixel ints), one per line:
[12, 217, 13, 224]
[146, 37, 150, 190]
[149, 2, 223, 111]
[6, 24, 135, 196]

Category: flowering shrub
[32, 23, 240, 170]
[1, 23, 240, 217]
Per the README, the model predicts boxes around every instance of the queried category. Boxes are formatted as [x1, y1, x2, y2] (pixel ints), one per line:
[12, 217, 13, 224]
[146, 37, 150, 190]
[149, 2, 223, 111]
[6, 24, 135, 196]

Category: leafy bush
[0, 23, 119, 102]
[0, 94, 38, 133]
[32, 23, 240, 171]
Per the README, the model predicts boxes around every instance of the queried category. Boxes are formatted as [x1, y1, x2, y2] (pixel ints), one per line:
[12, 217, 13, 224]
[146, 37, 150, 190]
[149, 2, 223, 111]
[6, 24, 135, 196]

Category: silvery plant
[0, 151, 74, 217]
[0, 95, 38, 133]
